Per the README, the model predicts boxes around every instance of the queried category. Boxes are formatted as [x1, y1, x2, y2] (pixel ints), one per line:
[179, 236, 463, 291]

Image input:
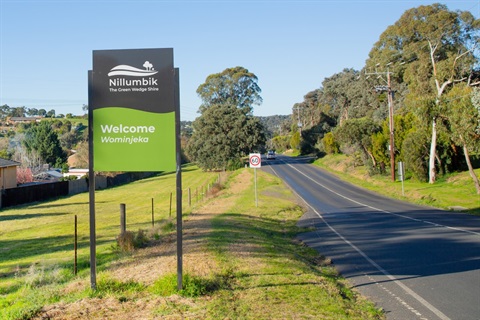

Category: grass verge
[314, 154, 480, 215]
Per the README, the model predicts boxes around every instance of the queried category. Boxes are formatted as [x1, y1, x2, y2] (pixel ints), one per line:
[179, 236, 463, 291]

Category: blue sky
[1, 0, 478, 121]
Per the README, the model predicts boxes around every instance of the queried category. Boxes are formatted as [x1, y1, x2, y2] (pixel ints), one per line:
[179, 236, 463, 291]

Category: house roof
[0, 158, 20, 168]
[45, 170, 63, 178]
[9, 117, 39, 121]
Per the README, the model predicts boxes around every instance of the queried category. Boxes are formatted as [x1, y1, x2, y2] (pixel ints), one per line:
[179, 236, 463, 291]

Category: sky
[0, 0, 478, 121]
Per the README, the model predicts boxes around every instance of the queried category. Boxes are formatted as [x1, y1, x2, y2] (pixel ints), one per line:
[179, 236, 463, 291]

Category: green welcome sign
[91, 48, 176, 171]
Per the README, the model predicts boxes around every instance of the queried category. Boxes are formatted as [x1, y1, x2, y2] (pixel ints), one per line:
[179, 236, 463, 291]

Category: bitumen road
[261, 155, 480, 320]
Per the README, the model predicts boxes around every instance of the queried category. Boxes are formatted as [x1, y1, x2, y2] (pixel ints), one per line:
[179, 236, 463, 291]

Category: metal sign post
[249, 153, 261, 207]
[398, 161, 405, 197]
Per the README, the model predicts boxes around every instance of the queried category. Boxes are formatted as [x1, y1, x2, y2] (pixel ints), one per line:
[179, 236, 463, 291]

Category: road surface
[262, 155, 480, 320]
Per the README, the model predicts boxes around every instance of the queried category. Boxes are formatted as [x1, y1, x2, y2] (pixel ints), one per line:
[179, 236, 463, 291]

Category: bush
[226, 158, 243, 171]
[401, 130, 429, 182]
[116, 231, 135, 252]
[59, 175, 78, 181]
[116, 228, 158, 252]
[24, 263, 69, 288]
[322, 132, 339, 154]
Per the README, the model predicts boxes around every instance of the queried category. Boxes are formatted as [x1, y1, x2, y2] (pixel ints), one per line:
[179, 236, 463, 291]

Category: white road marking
[266, 160, 454, 320]
[284, 161, 480, 237]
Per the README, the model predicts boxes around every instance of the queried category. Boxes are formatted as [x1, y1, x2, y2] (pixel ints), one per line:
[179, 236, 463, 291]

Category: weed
[159, 219, 176, 233]
[24, 263, 68, 288]
[150, 272, 231, 298]
[116, 231, 135, 252]
[116, 229, 152, 252]
[89, 273, 145, 298]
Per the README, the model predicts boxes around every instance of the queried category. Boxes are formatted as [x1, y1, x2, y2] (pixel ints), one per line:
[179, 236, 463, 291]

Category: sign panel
[398, 161, 405, 182]
[91, 48, 176, 171]
[249, 153, 262, 168]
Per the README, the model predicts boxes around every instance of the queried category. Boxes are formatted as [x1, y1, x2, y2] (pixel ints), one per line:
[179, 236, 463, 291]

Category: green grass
[0, 165, 383, 319]
[2, 153, 475, 319]
[200, 170, 383, 319]
[314, 154, 480, 215]
[0, 164, 220, 319]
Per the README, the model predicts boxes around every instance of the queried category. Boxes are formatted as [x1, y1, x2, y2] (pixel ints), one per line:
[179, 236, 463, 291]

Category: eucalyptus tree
[187, 67, 266, 170]
[449, 86, 480, 194]
[38, 109, 47, 117]
[334, 117, 382, 170]
[366, 3, 480, 183]
[10, 106, 27, 117]
[196, 66, 262, 113]
[321, 68, 365, 125]
[292, 90, 320, 130]
[186, 103, 265, 170]
[0, 104, 10, 121]
[27, 108, 39, 116]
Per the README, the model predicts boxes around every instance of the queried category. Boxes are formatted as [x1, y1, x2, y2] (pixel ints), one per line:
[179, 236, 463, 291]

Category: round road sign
[249, 153, 262, 168]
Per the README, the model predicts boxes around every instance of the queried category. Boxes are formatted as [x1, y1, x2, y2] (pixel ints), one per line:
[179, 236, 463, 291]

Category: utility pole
[293, 105, 303, 134]
[366, 65, 395, 182]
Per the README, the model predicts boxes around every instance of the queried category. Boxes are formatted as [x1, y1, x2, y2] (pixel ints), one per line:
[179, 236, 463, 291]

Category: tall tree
[27, 108, 39, 116]
[0, 104, 10, 120]
[334, 117, 381, 168]
[196, 66, 262, 114]
[10, 106, 26, 117]
[448, 85, 480, 194]
[23, 121, 66, 167]
[46, 109, 56, 118]
[186, 103, 265, 170]
[367, 3, 480, 183]
[322, 69, 365, 124]
[187, 67, 266, 170]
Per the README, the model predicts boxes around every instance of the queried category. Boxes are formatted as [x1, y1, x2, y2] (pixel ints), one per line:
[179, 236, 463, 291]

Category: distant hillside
[181, 115, 291, 139]
[258, 115, 290, 138]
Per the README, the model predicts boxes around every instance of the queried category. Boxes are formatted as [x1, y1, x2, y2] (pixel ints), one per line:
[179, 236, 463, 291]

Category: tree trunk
[435, 153, 443, 176]
[428, 117, 437, 184]
[460, 135, 480, 195]
[365, 148, 377, 167]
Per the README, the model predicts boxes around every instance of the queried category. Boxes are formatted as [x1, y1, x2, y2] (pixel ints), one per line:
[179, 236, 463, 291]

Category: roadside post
[249, 153, 261, 207]
[398, 161, 405, 197]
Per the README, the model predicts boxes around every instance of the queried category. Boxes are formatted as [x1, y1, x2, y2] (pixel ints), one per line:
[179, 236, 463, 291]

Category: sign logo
[249, 153, 261, 168]
[108, 61, 159, 77]
[108, 61, 160, 93]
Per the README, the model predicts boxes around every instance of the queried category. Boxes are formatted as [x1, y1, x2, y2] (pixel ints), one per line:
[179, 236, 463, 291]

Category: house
[63, 168, 88, 179]
[0, 158, 20, 189]
[33, 169, 64, 182]
[7, 117, 41, 125]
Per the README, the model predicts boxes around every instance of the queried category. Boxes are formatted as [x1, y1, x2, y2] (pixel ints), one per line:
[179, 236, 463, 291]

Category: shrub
[226, 158, 243, 171]
[116, 231, 135, 252]
[322, 132, 339, 154]
[116, 229, 155, 252]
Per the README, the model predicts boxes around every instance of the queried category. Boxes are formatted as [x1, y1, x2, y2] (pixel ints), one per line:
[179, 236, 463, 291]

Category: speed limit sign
[249, 153, 262, 168]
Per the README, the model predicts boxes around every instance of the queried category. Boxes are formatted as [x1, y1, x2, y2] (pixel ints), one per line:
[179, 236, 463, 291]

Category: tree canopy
[196, 66, 262, 114]
[186, 103, 265, 170]
[366, 3, 480, 183]
[187, 67, 266, 170]
[23, 121, 66, 167]
[275, 3, 480, 191]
